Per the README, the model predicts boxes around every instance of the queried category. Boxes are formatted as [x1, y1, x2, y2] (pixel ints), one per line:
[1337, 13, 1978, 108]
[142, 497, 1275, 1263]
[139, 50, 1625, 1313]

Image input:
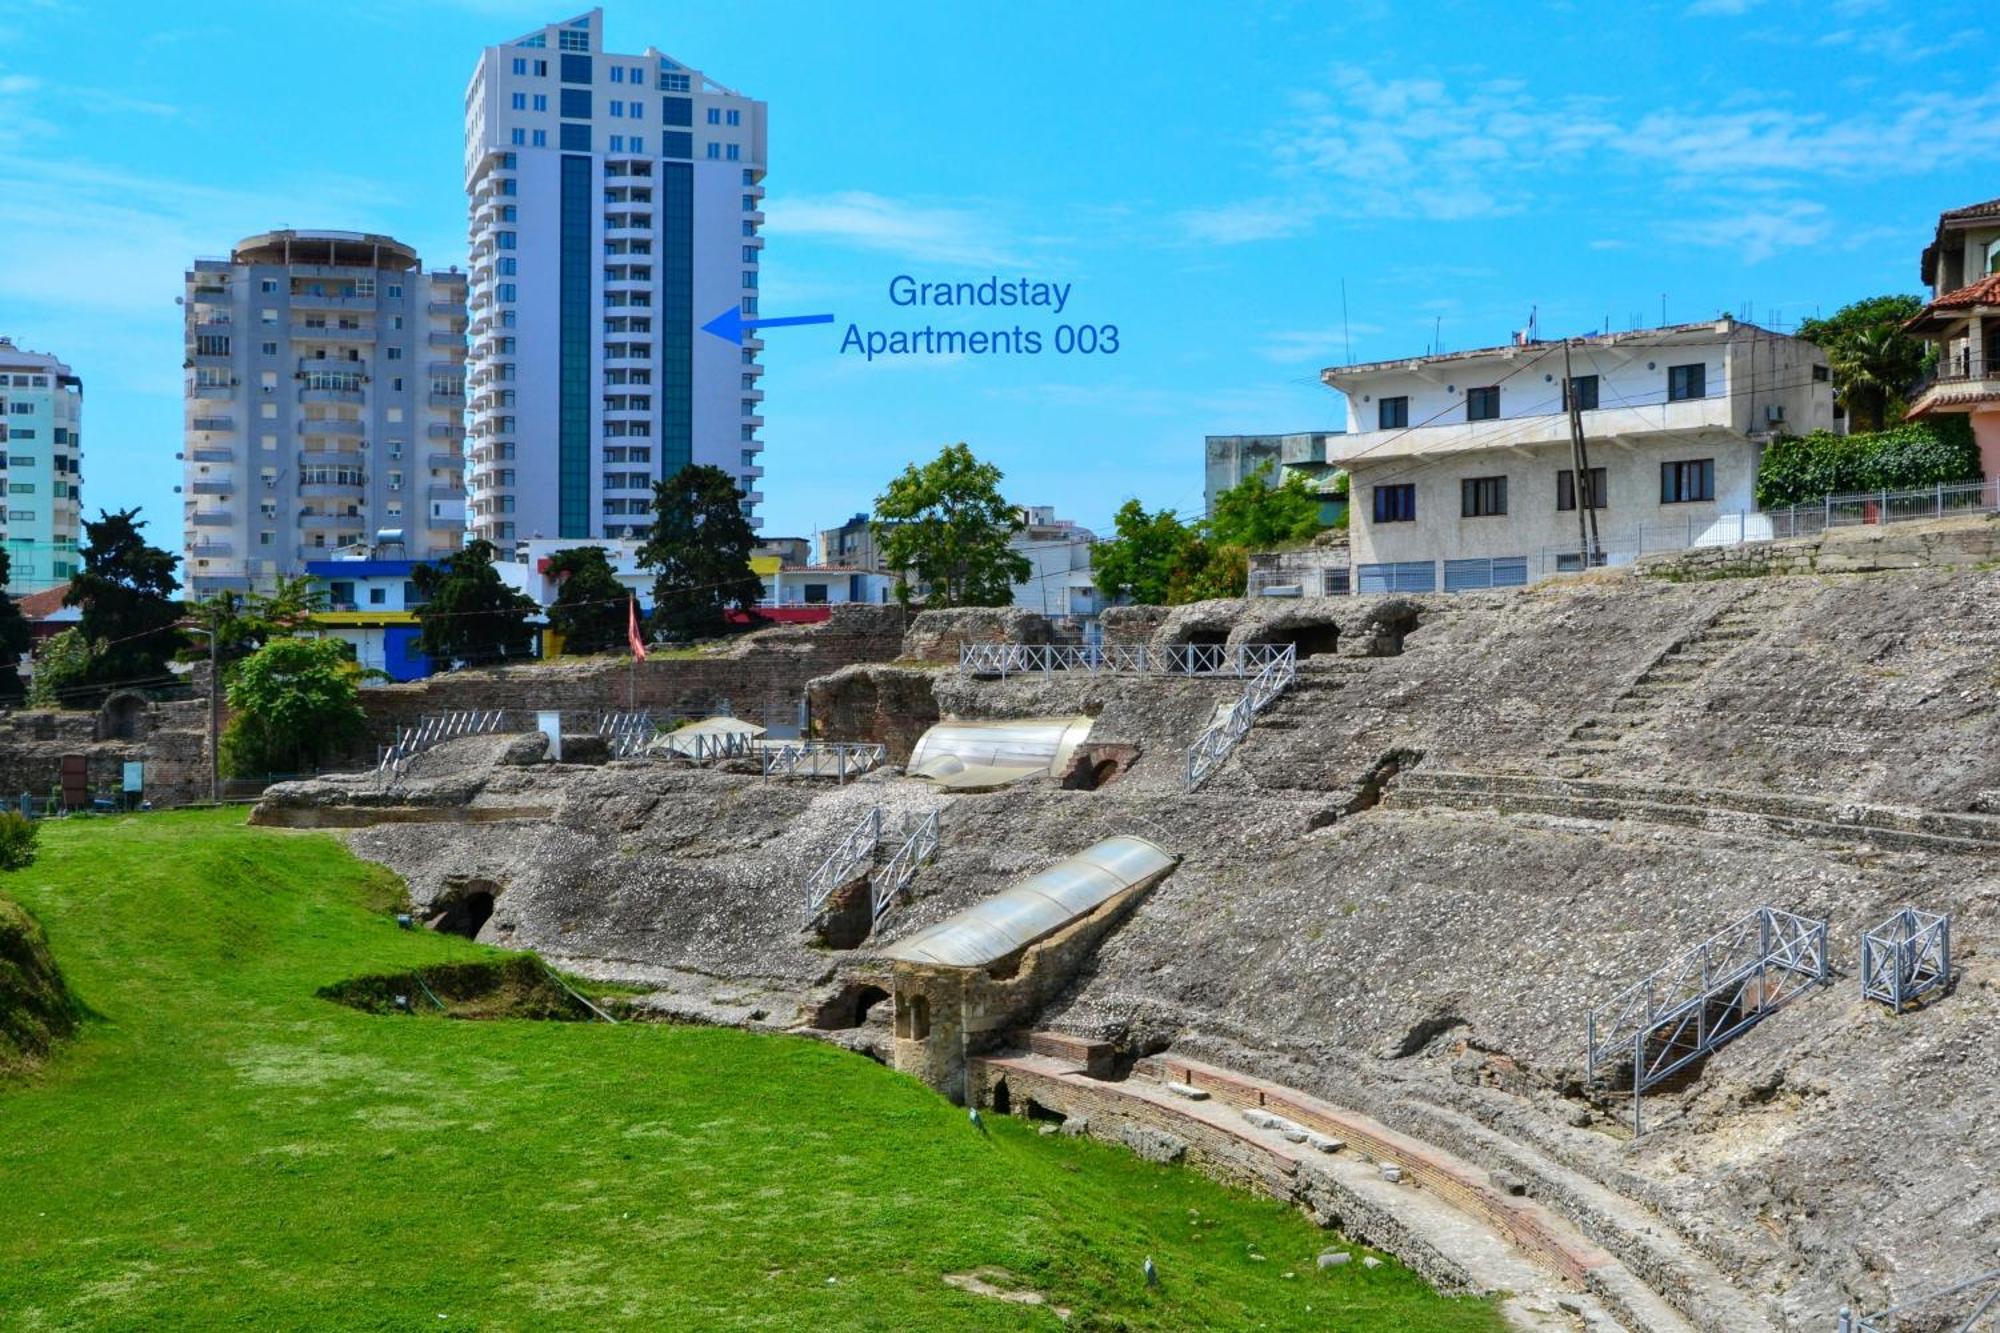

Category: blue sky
[1, 0, 1994, 548]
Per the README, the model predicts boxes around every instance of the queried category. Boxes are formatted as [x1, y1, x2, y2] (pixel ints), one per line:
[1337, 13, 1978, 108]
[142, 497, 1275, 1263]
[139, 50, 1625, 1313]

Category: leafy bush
[0, 812, 38, 871]
[1754, 416, 1980, 509]
[27, 628, 96, 710]
[220, 637, 368, 778]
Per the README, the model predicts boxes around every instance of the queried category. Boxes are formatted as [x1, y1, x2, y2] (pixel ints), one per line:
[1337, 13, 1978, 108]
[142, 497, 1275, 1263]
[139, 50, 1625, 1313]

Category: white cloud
[1177, 200, 1319, 245]
[1685, 0, 1760, 14]
[1258, 325, 1383, 364]
[764, 191, 1035, 270]
[1662, 202, 1831, 264]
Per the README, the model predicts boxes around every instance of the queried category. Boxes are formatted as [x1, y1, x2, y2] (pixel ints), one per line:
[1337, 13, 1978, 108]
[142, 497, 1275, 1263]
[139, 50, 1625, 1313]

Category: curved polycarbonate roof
[882, 835, 1176, 969]
[906, 717, 1094, 787]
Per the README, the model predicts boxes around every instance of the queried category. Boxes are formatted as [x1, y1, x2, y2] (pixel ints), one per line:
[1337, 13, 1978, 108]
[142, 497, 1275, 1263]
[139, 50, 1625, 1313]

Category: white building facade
[463, 8, 767, 547]
[0, 338, 83, 595]
[1324, 319, 1833, 592]
[180, 230, 468, 597]
[1011, 506, 1100, 618]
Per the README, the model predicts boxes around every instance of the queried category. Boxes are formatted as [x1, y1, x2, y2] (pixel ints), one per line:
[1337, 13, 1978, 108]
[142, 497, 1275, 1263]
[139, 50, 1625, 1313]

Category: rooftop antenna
[1434, 315, 1443, 356]
[1661, 293, 1668, 326]
[1340, 279, 1353, 366]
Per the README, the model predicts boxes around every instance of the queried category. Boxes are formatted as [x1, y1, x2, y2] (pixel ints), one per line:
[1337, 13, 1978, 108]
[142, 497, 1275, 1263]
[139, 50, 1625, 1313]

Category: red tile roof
[1907, 273, 2000, 332]
[1941, 197, 2000, 223]
[14, 585, 71, 619]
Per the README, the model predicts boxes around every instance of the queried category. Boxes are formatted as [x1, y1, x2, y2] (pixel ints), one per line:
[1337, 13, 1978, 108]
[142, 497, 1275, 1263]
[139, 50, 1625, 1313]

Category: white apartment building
[463, 8, 768, 546]
[1324, 319, 1833, 593]
[1011, 506, 1100, 618]
[0, 338, 83, 595]
[180, 230, 468, 597]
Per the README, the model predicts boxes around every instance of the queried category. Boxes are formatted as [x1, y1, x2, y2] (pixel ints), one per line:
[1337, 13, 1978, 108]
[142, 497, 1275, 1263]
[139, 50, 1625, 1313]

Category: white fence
[1183, 650, 1300, 790]
[960, 642, 1296, 678]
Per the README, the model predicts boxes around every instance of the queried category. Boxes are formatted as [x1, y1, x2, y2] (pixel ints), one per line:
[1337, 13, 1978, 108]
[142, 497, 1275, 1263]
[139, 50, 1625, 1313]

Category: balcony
[189, 380, 236, 401]
[188, 542, 233, 558]
[427, 360, 464, 378]
[191, 511, 232, 527]
[289, 293, 375, 312]
[300, 480, 365, 499]
[300, 386, 365, 405]
[1910, 353, 2000, 415]
[291, 323, 376, 342]
[300, 418, 365, 439]
[428, 300, 465, 317]
[427, 451, 462, 470]
[190, 480, 231, 496]
[429, 330, 464, 349]
[429, 392, 465, 410]
[190, 416, 235, 433]
[428, 483, 466, 502]
[427, 424, 462, 443]
[191, 446, 233, 463]
[1329, 394, 1738, 468]
[301, 447, 361, 467]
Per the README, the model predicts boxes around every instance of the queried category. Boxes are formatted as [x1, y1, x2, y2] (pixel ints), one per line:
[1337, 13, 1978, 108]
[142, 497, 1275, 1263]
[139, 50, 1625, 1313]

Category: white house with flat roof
[1322, 318, 1833, 593]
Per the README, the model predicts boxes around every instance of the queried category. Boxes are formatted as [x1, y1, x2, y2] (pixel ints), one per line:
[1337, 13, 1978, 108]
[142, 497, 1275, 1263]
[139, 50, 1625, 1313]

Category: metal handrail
[761, 741, 888, 782]
[1860, 907, 1950, 1014]
[378, 708, 507, 778]
[961, 641, 1295, 679]
[873, 810, 940, 923]
[803, 807, 882, 916]
[1844, 1266, 2000, 1332]
[1585, 906, 1830, 1133]
[1183, 650, 1299, 790]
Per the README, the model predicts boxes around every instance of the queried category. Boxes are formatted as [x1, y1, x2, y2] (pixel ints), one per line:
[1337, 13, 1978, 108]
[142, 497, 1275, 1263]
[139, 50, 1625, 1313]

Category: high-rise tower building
[180, 230, 468, 597]
[463, 8, 767, 544]
[0, 337, 83, 595]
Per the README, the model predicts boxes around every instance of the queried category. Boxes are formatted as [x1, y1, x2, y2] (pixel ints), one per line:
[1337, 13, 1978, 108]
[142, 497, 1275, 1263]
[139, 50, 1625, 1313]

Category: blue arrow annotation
[699, 306, 836, 346]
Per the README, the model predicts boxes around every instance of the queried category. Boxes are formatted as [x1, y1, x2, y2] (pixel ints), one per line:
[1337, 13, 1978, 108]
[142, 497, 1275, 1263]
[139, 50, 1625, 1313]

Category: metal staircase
[1183, 648, 1300, 790]
[801, 807, 940, 930]
[1585, 906, 1831, 1133]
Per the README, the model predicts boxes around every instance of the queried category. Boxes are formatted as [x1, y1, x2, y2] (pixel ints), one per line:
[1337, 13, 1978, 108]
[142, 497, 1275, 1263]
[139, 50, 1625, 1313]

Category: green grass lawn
[0, 810, 1504, 1331]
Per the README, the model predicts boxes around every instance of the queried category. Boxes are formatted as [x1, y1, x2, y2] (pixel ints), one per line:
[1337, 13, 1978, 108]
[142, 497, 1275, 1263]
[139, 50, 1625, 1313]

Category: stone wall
[900, 607, 1066, 664]
[0, 695, 211, 807]
[357, 605, 906, 745]
[1636, 512, 2000, 581]
[805, 663, 944, 759]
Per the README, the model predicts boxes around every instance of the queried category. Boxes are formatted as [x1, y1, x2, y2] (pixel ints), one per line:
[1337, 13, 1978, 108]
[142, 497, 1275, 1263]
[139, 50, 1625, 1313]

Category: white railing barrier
[1860, 907, 1950, 1014]
[961, 641, 1295, 679]
[378, 708, 507, 779]
[761, 741, 888, 782]
[873, 811, 940, 923]
[803, 807, 883, 916]
[1183, 651, 1300, 790]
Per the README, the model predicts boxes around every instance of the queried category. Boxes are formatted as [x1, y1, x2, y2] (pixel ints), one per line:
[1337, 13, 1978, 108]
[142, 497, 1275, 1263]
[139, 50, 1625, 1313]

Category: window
[558, 27, 589, 52]
[662, 130, 692, 157]
[260, 278, 277, 293]
[1667, 363, 1706, 401]
[369, 587, 387, 605]
[610, 66, 624, 83]
[1812, 363, 1831, 382]
[610, 134, 625, 152]
[534, 59, 548, 77]
[706, 142, 720, 159]
[742, 245, 759, 263]
[532, 129, 548, 147]
[195, 334, 230, 357]
[662, 72, 690, 92]
[532, 93, 547, 111]
[726, 143, 740, 161]
[1372, 483, 1416, 523]
[511, 127, 526, 146]
[386, 283, 400, 298]
[1562, 374, 1599, 411]
[1556, 467, 1607, 511]
[706, 107, 720, 125]
[1466, 385, 1500, 421]
[1378, 395, 1409, 430]
[559, 123, 587, 149]
[742, 168, 755, 186]
[1661, 458, 1715, 503]
[560, 88, 590, 118]
[511, 57, 526, 75]
[726, 108, 741, 126]
[511, 92, 526, 110]
[1461, 475, 1508, 517]
[628, 135, 642, 153]
[610, 100, 624, 117]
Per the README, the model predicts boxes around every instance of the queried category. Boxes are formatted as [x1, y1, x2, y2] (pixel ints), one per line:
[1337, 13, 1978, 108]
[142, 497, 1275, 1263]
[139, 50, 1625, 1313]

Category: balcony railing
[300, 418, 365, 438]
[191, 446, 233, 463]
[291, 323, 376, 341]
[427, 452, 463, 470]
[190, 416, 235, 433]
[191, 511, 232, 527]
[188, 542, 233, 558]
[427, 422, 459, 440]
[190, 480, 231, 495]
[1913, 353, 2000, 396]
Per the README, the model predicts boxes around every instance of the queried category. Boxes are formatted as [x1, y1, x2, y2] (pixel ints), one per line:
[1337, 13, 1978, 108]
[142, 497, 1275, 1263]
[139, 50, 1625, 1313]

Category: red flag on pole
[627, 593, 647, 661]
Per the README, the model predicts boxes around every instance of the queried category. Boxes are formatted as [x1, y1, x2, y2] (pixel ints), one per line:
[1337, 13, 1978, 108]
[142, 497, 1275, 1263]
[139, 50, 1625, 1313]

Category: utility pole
[1563, 339, 1601, 569]
[207, 607, 221, 804]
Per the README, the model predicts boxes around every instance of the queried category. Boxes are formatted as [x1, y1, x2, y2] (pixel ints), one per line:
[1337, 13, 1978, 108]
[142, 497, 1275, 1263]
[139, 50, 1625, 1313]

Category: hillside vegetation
[0, 809, 1499, 1330]
[0, 891, 77, 1075]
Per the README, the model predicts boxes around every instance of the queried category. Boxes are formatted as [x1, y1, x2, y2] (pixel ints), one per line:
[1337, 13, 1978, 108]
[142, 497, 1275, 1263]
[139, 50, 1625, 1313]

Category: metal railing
[1842, 1266, 2000, 1332]
[597, 710, 656, 758]
[1183, 649, 1300, 790]
[1537, 479, 2000, 578]
[1586, 906, 1830, 1134]
[377, 709, 508, 778]
[761, 741, 887, 782]
[670, 730, 757, 764]
[1860, 907, 1950, 1014]
[803, 806, 882, 916]
[961, 641, 1296, 679]
[873, 810, 940, 923]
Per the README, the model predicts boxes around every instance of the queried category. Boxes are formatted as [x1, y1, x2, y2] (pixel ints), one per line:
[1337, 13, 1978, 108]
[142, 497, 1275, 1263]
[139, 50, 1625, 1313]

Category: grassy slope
[0, 889, 78, 1074]
[0, 810, 1503, 1331]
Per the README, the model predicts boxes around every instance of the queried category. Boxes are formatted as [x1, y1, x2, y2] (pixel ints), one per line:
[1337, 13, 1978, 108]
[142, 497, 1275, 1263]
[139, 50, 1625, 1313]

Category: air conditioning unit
[1765, 404, 1786, 424]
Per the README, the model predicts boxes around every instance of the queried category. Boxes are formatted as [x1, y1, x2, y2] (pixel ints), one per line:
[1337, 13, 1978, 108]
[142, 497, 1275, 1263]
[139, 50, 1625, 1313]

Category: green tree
[64, 508, 181, 696]
[190, 574, 326, 667]
[1797, 295, 1928, 433]
[873, 443, 1031, 607]
[410, 540, 538, 670]
[637, 464, 763, 640]
[1092, 500, 1202, 607]
[0, 550, 30, 701]
[219, 636, 368, 777]
[544, 546, 630, 655]
[26, 628, 93, 709]
[1207, 466, 1324, 549]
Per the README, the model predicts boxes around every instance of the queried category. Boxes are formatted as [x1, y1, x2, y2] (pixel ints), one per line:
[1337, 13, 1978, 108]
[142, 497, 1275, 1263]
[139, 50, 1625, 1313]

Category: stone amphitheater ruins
[256, 520, 2000, 1332]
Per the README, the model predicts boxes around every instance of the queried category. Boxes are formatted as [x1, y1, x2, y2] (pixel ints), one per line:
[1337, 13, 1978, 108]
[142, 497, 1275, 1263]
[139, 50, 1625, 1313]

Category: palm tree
[1828, 325, 1925, 433]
